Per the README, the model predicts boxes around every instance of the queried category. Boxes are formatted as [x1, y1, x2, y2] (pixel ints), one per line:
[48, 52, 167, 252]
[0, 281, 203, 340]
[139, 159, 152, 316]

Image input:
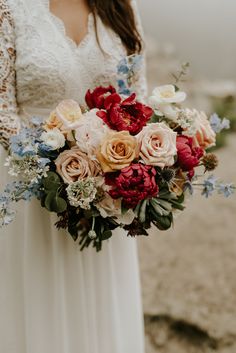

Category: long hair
[87, 0, 143, 55]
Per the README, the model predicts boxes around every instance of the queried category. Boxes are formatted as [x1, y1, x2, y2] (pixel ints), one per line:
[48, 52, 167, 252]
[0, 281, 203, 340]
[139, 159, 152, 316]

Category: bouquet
[0, 58, 234, 251]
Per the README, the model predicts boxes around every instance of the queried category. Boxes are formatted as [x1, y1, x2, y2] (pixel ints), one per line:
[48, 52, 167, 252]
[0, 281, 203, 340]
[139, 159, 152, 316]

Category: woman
[0, 0, 147, 352]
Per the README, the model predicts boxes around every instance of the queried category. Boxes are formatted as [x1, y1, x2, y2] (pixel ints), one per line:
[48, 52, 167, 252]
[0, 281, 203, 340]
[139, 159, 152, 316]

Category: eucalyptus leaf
[43, 171, 61, 191]
[102, 230, 112, 240]
[45, 192, 67, 213]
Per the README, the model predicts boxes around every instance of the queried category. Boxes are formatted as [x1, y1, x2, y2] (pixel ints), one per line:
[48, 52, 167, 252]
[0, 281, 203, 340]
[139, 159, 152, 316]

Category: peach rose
[97, 131, 139, 173]
[55, 99, 83, 129]
[192, 111, 216, 149]
[44, 111, 63, 131]
[137, 122, 177, 168]
[55, 147, 101, 184]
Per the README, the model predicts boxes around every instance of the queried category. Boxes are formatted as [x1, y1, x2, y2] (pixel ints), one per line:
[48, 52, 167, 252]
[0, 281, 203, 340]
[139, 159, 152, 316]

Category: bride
[0, 0, 147, 352]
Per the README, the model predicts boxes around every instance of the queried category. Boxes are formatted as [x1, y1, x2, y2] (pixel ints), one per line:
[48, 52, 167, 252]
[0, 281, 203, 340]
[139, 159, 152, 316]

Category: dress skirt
[0, 145, 145, 353]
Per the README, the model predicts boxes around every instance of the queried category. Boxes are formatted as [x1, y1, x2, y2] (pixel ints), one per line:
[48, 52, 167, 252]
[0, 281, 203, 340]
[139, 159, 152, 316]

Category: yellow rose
[56, 99, 83, 129]
[97, 131, 139, 173]
[44, 111, 63, 131]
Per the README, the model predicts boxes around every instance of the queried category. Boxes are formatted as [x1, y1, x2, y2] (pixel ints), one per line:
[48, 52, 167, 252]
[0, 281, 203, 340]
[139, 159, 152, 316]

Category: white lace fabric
[0, 0, 147, 150]
[0, 1, 20, 150]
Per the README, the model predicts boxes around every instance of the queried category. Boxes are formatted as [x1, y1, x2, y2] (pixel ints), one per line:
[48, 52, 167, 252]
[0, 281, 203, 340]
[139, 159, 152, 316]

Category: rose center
[161, 91, 174, 99]
[151, 136, 162, 149]
[114, 143, 126, 156]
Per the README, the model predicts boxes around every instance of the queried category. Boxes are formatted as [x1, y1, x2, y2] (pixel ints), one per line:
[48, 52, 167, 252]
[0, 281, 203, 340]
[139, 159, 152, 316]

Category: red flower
[97, 93, 153, 135]
[85, 86, 117, 109]
[177, 136, 204, 173]
[105, 163, 159, 209]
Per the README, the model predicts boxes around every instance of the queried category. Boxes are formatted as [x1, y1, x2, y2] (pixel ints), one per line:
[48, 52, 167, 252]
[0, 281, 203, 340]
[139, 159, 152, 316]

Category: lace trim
[0, 0, 20, 150]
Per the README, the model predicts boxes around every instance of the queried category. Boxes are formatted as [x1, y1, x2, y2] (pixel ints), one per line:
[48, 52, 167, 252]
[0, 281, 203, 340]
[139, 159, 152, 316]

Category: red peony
[105, 163, 159, 209]
[97, 93, 153, 135]
[85, 85, 117, 109]
[177, 135, 204, 174]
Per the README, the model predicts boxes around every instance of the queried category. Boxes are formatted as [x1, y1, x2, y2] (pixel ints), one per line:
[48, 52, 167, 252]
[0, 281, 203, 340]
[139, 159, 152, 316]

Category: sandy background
[138, 32, 236, 352]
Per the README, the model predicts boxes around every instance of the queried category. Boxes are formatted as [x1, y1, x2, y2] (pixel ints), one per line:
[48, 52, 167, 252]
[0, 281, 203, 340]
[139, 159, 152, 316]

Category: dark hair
[87, 0, 143, 55]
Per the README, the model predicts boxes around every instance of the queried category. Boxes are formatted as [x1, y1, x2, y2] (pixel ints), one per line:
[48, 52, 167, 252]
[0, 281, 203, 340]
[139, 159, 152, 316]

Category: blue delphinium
[184, 181, 194, 195]
[218, 183, 235, 198]
[117, 54, 143, 96]
[201, 175, 218, 198]
[210, 113, 230, 133]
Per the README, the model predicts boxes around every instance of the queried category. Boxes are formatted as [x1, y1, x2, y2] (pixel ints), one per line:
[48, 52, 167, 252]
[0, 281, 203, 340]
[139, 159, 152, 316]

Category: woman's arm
[131, 0, 148, 101]
[0, 1, 20, 150]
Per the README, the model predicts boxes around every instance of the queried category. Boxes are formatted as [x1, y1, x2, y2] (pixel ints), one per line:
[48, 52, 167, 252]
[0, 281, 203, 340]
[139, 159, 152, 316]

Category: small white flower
[148, 85, 186, 120]
[41, 128, 65, 150]
[66, 178, 97, 209]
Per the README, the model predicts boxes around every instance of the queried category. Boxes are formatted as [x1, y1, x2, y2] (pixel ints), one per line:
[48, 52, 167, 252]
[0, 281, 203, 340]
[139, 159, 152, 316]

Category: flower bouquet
[0, 59, 234, 251]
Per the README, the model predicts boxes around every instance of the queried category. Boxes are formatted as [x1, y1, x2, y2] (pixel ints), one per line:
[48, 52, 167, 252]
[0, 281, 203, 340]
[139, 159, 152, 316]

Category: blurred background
[136, 1, 236, 352]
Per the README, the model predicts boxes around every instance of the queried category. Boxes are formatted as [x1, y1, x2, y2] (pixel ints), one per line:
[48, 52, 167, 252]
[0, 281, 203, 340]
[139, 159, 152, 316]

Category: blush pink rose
[55, 147, 101, 184]
[137, 122, 177, 168]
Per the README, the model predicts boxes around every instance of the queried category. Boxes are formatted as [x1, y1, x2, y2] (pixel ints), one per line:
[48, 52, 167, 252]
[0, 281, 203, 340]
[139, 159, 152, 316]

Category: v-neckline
[44, 0, 93, 50]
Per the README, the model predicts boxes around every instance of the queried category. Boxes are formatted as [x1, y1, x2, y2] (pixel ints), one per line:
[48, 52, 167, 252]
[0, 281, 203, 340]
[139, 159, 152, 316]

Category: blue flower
[117, 79, 131, 96]
[210, 113, 230, 133]
[218, 183, 235, 198]
[117, 54, 144, 96]
[184, 181, 194, 195]
[117, 58, 129, 75]
[201, 175, 218, 198]
[38, 157, 51, 168]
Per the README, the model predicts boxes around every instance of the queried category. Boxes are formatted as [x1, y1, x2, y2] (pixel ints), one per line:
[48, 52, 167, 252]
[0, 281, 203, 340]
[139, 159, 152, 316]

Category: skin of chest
[49, 0, 91, 46]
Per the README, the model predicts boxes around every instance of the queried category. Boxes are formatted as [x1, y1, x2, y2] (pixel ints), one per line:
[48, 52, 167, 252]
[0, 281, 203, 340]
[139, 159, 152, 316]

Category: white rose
[148, 85, 186, 120]
[96, 194, 135, 225]
[75, 109, 111, 156]
[137, 122, 177, 168]
[41, 128, 66, 150]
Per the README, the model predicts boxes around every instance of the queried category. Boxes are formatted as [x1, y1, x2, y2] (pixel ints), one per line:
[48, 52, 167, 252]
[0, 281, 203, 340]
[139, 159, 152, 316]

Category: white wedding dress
[0, 0, 147, 352]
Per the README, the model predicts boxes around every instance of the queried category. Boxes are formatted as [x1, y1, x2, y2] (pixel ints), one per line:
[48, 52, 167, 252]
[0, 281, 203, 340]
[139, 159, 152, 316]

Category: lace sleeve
[0, 0, 20, 150]
[131, 0, 148, 101]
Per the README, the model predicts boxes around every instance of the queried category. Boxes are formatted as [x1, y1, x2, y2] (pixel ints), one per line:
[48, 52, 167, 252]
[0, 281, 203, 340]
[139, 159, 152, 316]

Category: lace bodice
[0, 0, 147, 149]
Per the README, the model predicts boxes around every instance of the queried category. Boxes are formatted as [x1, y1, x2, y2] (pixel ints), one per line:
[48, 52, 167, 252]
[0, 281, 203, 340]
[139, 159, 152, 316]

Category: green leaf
[121, 202, 129, 215]
[45, 192, 67, 213]
[170, 201, 185, 211]
[43, 172, 61, 191]
[174, 85, 180, 92]
[150, 209, 173, 230]
[102, 230, 112, 240]
[138, 200, 147, 223]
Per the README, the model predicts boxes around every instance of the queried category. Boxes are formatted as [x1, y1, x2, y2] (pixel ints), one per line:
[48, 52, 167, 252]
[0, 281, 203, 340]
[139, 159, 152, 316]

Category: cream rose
[55, 99, 83, 129]
[148, 85, 186, 120]
[97, 131, 139, 173]
[41, 128, 66, 150]
[55, 147, 101, 184]
[191, 110, 216, 149]
[96, 194, 135, 224]
[137, 122, 177, 168]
